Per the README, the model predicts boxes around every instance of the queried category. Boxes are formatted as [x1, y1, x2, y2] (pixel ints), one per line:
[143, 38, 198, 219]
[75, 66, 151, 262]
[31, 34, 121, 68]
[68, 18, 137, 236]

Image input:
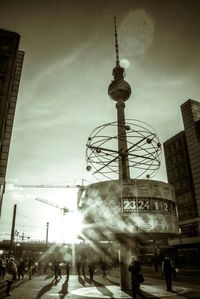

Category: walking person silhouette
[128, 256, 146, 299]
[162, 255, 174, 291]
[5, 257, 17, 296]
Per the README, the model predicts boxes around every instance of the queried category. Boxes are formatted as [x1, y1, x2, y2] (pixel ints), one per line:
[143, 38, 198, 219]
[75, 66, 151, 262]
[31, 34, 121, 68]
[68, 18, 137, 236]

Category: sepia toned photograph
[0, 0, 200, 298]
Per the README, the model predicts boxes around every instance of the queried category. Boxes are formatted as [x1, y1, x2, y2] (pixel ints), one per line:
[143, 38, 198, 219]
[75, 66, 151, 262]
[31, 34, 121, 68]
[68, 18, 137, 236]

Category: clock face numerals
[123, 198, 137, 211]
[122, 197, 176, 214]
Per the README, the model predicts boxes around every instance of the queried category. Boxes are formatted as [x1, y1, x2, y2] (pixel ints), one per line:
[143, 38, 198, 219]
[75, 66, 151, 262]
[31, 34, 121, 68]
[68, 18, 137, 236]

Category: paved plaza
[0, 266, 200, 299]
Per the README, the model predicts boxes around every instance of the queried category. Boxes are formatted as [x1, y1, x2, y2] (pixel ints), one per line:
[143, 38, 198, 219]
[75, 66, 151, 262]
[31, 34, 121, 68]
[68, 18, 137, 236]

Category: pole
[0, 178, 5, 218]
[9, 204, 17, 255]
[46, 222, 49, 245]
[179, 228, 183, 263]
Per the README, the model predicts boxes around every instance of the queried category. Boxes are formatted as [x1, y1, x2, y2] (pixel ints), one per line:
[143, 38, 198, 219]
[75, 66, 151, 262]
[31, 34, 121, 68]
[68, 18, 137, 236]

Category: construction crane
[35, 197, 73, 215]
[14, 183, 82, 188]
[13, 181, 87, 210]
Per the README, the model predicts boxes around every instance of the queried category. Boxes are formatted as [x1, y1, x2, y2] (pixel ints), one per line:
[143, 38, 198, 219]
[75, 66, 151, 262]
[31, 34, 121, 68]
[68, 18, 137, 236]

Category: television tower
[108, 16, 132, 181]
[84, 16, 178, 294]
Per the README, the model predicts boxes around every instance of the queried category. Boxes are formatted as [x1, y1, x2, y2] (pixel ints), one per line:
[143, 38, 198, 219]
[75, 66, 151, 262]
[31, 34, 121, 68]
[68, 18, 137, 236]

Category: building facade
[164, 99, 200, 264]
[0, 29, 24, 215]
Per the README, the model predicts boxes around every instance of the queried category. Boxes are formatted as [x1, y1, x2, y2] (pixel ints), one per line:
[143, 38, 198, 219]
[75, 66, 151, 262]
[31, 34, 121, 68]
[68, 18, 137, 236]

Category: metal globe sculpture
[86, 119, 162, 181]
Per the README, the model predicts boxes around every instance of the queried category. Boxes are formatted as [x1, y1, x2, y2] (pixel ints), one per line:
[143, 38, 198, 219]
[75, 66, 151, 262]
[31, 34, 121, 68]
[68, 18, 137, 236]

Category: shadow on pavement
[35, 279, 54, 299]
[78, 275, 86, 286]
[94, 284, 115, 298]
[83, 275, 92, 284]
[171, 290, 199, 299]
[106, 278, 120, 286]
[43, 273, 54, 280]
[93, 279, 104, 287]
[58, 279, 68, 299]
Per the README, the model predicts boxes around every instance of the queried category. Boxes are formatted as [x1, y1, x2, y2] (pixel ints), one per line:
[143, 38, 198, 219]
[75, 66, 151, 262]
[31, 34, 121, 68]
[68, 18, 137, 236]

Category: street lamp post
[46, 222, 49, 245]
[16, 243, 21, 258]
[179, 228, 183, 263]
[9, 204, 17, 256]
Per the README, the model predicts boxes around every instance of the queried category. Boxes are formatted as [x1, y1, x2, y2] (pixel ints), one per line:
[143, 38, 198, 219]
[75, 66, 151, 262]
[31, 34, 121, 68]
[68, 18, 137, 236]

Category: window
[167, 159, 172, 167]
[181, 223, 199, 237]
[178, 204, 196, 220]
[178, 139, 183, 147]
[195, 120, 200, 140]
[0, 55, 9, 73]
[0, 76, 4, 94]
[0, 37, 12, 53]
[172, 156, 177, 165]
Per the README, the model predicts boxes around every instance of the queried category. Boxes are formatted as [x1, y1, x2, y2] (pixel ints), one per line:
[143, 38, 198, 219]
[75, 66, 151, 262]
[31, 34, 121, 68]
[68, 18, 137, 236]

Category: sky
[0, 0, 200, 243]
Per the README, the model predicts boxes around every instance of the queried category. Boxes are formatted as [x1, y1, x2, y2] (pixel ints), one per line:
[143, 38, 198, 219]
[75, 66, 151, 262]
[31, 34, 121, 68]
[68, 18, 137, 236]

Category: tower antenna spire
[112, 16, 125, 80]
[114, 16, 120, 67]
[108, 17, 131, 101]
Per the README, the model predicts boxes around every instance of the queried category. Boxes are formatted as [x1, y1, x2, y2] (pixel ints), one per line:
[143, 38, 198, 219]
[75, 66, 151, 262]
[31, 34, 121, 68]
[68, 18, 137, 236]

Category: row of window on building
[181, 222, 199, 237]
[164, 138, 184, 155]
[166, 152, 185, 169]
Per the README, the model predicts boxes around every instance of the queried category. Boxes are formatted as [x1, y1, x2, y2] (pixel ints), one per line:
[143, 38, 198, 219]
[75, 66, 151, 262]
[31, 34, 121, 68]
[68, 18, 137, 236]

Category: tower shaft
[108, 17, 132, 182]
[116, 100, 130, 180]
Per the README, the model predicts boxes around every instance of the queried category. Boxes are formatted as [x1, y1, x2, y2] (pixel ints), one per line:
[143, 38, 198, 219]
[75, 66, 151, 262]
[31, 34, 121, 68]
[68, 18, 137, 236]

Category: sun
[48, 210, 84, 244]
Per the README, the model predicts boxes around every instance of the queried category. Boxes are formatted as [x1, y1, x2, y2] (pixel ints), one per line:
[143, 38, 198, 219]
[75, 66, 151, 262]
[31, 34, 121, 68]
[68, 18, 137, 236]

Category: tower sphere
[108, 78, 131, 102]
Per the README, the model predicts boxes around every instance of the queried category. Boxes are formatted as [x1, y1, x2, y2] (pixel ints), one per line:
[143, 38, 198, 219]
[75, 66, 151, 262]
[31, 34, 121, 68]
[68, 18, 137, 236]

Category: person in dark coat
[81, 259, 86, 276]
[88, 259, 95, 282]
[5, 257, 17, 296]
[28, 257, 34, 280]
[76, 257, 81, 276]
[53, 260, 62, 280]
[0, 256, 6, 278]
[17, 258, 25, 280]
[128, 256, 146, 299]
[162, 256, 174, 291]
[65, 261, 70, 280]
[100, 258, 107, 278]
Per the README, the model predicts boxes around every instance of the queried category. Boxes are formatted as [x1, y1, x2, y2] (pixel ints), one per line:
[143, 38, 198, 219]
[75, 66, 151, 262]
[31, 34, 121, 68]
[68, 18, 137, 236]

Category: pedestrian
[81, 259, 86, 276]
[88, 259, 95, 282]
[53, 260, 62, 280]
[28, 257, 34, 280]
[17, 257, 25, 280]
[0, 255, 6, 278]
[65, 261, 70, 280]
[100, 258, 107, 278]
[162, 255, 174, 291]
[76, 257, 81, 276]
[4, 256, 17, 296]
[128, 256, 146, 299]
